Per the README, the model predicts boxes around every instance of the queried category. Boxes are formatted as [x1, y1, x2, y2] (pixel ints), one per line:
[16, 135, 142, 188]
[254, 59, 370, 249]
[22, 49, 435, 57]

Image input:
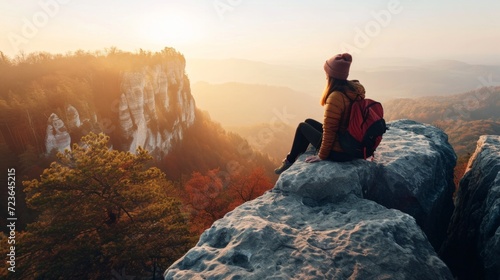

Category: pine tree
[14, 132, 192, 279]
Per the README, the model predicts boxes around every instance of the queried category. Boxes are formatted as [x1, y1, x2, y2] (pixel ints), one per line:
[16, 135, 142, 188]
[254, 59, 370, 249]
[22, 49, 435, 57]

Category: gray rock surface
[165, 120, 456, 279]
[166, 193, 452, 280]
[45, 113, 71, 153]
[440, 135, 500, 279]
[66, 105, 81, 129]
[366, 120, 456, 249]
[276, 119, 456, 249]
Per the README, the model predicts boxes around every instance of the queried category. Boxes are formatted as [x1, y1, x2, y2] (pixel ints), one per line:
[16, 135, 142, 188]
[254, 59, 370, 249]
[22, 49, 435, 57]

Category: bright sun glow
[140, 12, 203, 45]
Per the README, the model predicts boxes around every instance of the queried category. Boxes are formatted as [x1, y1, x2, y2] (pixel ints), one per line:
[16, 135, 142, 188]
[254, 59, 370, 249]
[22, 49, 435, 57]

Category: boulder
[440, 135, 500, 279]
[165, 193, 452, 280]
[277, 119, 456, 249]
[365, 120, 456, 249]
[274, 156, 373, 205]
[165, 120, 456, 279]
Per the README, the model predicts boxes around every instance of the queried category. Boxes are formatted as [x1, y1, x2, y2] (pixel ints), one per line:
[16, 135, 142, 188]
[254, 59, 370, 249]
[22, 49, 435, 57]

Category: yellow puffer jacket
[318, 81, 366, 160]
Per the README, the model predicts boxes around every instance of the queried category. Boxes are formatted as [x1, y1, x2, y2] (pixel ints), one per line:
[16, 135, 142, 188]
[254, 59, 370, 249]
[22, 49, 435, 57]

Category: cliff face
[118, 62, 195, 155]
[44, 59, 195, 156]
[164, 120, 456, 279]
[440, 135, 500, 280]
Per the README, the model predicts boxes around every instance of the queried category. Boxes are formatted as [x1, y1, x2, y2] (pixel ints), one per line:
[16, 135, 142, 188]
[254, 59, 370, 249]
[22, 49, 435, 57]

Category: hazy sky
[1, 0, 499, 65]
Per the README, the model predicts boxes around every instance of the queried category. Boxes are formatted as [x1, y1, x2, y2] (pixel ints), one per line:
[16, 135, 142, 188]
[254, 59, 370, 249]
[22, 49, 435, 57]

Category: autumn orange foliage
[182, 167, 273, 235]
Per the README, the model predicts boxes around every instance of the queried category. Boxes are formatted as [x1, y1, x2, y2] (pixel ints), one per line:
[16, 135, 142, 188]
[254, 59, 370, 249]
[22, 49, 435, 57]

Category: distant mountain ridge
[384, 86, 500, 156]
[187, 58, 500, 101]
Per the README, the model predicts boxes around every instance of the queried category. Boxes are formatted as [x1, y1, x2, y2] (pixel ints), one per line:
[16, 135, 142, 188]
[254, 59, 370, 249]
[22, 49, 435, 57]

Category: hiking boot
[274, 159, 292, 175]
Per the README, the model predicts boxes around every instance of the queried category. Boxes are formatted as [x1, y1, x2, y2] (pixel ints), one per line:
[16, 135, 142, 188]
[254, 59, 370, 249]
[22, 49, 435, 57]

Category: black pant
[286, 118, 354, 163]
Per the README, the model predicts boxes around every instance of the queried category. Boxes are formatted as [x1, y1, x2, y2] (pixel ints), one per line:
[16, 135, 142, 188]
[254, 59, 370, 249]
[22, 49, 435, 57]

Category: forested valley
[0, 48, 277, 279]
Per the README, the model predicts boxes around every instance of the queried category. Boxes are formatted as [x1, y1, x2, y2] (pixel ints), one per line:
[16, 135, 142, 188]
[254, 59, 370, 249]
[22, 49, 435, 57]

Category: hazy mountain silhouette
[187, 58, 500, 101]
[384, 86, 500, 156]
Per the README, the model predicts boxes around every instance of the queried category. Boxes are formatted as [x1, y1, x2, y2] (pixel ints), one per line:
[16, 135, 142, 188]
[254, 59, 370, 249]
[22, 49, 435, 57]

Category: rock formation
[45, 59, 196, 157]
[118, 61, 196, 155]
[164, 120, 456, 279]
[440, 135, 500, 280]
[66, 105, 81, 129]
[45, 113, 71, 153]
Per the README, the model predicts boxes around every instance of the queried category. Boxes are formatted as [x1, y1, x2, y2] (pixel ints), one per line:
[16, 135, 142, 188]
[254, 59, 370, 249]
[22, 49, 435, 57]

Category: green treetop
[12, 132, 191, 279]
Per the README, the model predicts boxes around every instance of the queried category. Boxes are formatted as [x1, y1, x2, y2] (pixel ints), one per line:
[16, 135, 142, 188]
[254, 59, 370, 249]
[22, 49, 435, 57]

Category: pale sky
[1, 0, 499, 65]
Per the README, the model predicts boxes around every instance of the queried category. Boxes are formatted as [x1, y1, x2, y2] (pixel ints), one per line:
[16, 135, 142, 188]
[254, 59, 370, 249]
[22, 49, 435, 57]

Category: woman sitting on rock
[274, 53, 366, 174]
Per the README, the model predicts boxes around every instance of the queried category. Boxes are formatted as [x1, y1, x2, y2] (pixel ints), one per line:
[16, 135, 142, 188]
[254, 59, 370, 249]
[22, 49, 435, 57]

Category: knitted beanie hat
[324, 53, 352, 80]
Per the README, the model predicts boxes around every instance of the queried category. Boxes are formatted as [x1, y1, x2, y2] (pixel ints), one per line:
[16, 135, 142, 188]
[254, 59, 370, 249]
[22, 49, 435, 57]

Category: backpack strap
[337, 91, 353, 132]
[339, 91, 363, 126]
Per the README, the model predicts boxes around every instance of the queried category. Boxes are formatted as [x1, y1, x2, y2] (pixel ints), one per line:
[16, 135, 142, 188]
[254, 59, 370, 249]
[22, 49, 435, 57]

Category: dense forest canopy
[5, 133, 192, 279]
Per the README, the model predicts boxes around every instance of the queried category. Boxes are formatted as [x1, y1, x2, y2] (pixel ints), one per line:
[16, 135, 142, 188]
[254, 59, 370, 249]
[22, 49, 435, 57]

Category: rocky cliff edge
[164, 120, 457, 279]
[440, 135, 500, 279]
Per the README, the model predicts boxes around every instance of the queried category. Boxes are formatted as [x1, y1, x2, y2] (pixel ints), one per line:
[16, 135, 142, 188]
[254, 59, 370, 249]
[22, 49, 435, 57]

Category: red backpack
[338, 93, 387, 159]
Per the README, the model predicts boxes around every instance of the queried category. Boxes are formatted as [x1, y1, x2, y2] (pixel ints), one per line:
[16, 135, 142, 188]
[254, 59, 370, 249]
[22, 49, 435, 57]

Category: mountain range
[384, 86, 500, 156]
[187, 58, 500, 101]
[191, 78, 499, 161]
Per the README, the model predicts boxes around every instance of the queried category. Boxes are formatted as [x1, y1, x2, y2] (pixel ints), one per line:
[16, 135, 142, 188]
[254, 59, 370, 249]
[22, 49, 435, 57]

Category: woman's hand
[305, 155, 321, 163]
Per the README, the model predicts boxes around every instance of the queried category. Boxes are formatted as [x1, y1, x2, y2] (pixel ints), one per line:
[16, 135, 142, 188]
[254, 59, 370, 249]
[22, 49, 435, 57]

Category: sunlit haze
[1, 0, 500, 66]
